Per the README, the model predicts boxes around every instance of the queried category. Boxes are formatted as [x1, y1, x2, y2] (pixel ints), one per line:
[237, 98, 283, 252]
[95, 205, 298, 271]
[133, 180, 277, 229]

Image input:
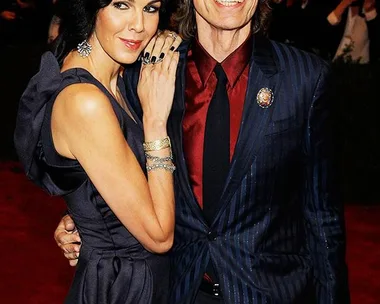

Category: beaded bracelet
[145, 152, 173, 163]
[146, 163, 176, 173]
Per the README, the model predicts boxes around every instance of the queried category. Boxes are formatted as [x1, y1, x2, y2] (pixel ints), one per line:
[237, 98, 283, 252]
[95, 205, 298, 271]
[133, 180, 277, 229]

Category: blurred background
[0, 0, 379, 303]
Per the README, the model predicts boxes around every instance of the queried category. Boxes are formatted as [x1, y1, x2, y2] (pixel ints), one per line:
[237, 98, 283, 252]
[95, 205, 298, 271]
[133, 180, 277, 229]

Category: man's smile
[215, 0, 244, 7]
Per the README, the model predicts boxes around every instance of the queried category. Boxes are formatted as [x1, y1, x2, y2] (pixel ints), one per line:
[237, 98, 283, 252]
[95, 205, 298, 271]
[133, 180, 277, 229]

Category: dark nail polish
[159, 52, 165, 59]
[144, 52, 150, 58]
[151, 56, 156, 63]
[170, 46, 175, 51]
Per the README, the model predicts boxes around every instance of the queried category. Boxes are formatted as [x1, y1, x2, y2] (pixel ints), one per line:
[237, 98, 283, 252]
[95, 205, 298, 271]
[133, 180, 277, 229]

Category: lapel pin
[256, 88, 274, 108]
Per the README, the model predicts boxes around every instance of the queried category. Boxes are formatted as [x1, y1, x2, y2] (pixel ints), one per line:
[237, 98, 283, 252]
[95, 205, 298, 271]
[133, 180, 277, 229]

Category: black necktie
[203, 64, 230, 225]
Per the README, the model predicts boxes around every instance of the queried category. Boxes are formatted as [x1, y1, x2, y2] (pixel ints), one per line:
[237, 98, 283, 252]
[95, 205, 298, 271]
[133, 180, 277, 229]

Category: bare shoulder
[54, 83, 113, 120]
[51, 82, 121, 158]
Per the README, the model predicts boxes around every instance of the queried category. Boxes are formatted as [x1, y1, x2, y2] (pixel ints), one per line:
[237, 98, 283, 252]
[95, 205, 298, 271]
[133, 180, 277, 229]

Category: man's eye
[113, 2, 129, 9]
[144, 5, 160, 13]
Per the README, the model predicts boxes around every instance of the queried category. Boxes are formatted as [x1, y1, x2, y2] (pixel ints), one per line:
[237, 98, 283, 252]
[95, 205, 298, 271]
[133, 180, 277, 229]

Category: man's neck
[195, 15, 251, 63]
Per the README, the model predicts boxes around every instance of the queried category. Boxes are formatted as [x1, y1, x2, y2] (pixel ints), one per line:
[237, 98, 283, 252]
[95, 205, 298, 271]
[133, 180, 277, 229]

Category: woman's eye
[113, 2, 129, 9]
[144, 5, 160, 13]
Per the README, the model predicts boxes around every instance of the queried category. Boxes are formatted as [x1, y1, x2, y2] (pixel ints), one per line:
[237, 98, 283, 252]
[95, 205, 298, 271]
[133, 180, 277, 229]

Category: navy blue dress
[14, 52, 170, 303]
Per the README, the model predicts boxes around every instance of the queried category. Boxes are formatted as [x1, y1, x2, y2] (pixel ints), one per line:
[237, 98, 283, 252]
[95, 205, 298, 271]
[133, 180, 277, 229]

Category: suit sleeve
[303, 62, 350, 303]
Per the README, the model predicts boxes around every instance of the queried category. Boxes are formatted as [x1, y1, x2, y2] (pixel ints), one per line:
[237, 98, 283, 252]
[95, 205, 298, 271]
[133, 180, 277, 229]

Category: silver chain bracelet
[145, 152, 173, 163]
[146, 163, 176, 173]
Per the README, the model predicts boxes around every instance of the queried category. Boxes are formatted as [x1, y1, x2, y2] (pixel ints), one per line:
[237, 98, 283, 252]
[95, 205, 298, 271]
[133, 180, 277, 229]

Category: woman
[14, 0, 181, 303]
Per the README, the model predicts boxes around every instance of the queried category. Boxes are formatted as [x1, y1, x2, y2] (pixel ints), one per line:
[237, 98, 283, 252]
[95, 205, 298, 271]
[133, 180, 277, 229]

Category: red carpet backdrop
[0, 162, 379, 303]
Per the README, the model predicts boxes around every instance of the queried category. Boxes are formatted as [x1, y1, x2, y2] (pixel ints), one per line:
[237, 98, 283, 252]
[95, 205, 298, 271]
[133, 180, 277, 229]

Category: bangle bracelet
[146, 163, 176, 173]
[143, 136, 171, 152]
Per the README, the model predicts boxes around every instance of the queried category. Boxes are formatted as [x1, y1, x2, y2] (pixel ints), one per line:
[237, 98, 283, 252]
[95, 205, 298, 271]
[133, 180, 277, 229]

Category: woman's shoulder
[55, 82, 113, 121]
[23, 51, 98, 104]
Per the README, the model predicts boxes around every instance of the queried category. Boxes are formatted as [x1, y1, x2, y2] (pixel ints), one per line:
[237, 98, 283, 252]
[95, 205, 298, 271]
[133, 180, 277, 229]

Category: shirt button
[207, 231, 217, 241]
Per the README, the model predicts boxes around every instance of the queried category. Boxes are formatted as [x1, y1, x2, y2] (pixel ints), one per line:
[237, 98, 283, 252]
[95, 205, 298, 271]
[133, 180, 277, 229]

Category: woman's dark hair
[172, 0, 272, 41]
[51, 0, 167, 65]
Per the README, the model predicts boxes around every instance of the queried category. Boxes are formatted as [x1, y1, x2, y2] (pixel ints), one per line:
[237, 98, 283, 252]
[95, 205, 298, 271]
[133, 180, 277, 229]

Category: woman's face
[93, 0, 161, 64]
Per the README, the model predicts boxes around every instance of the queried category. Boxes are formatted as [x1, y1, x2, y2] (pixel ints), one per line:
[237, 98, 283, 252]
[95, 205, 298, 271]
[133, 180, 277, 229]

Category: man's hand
[0, 11, 17, 21]
[54, 215, 81, 267]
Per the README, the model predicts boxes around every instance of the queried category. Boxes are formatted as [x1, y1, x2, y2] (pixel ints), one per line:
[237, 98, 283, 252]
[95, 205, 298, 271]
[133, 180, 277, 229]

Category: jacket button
[207, 231, 217, 241]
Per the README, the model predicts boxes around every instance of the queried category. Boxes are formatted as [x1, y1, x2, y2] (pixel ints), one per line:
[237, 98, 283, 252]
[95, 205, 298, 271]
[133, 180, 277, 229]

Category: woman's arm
[52, 51, 179, 254]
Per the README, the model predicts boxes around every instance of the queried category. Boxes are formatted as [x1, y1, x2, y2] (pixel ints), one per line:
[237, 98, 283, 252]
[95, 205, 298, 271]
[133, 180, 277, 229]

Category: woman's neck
[62, 38, 121, 96]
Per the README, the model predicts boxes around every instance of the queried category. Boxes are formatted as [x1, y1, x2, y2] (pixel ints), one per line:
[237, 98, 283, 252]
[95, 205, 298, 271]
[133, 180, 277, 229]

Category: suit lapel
[123, 61, 144, 128]
[168, 42, 207, 221]
[123, 43, 205, 222]
[212, 35, 282, 226]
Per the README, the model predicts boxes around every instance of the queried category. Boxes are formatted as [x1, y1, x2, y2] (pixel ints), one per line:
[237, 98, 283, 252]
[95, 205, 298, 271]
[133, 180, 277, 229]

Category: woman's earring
[77, 40, 92, 58]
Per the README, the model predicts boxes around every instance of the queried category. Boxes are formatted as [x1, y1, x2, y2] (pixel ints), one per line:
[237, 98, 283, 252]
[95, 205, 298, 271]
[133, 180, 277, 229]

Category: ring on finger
[153, 57, 164, 64]
[141, 56, 152, 65]
[168, 32, 178, 40]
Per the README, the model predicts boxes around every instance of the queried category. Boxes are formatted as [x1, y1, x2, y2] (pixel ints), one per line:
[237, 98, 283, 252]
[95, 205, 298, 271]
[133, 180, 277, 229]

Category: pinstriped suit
[124, 35, 349, 304]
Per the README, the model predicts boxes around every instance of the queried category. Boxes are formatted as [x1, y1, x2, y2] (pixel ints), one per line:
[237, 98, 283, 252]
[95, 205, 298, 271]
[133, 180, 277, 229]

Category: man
[55, 0, 350, 303]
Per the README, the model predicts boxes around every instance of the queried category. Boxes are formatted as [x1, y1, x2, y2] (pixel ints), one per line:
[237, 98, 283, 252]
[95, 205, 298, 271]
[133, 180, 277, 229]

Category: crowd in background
[1, 0, 379, 64]
[0, 0, 55, 47]
[271, 0, 380, 64]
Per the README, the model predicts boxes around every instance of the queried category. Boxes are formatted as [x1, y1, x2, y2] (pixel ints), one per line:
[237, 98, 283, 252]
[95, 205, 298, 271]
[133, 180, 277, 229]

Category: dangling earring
[77, 40, 92, 58]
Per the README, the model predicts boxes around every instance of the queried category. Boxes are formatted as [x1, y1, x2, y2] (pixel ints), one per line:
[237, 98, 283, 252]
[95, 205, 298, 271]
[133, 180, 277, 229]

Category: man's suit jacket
[124, 35, 349, 304]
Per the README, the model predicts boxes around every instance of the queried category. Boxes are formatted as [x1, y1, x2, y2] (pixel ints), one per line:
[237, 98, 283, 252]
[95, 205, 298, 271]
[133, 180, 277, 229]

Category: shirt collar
[192, 34, 253, 88]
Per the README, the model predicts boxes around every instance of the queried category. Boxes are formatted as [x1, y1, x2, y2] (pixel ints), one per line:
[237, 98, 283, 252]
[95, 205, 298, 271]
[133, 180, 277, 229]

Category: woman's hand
[142, 30, 182, 64]
[138, 37, 180, 140]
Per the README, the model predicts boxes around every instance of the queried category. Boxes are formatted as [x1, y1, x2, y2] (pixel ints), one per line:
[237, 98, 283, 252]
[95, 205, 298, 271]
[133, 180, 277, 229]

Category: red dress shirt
[183, 36, 253, 208]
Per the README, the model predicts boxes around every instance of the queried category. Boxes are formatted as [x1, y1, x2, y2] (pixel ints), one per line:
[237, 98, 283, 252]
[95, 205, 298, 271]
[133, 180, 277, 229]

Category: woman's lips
[119, 38, 143, 51]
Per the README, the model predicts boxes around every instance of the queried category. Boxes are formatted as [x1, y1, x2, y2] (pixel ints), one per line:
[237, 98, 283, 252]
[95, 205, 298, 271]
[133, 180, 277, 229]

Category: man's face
[193, 0, 258, 32]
